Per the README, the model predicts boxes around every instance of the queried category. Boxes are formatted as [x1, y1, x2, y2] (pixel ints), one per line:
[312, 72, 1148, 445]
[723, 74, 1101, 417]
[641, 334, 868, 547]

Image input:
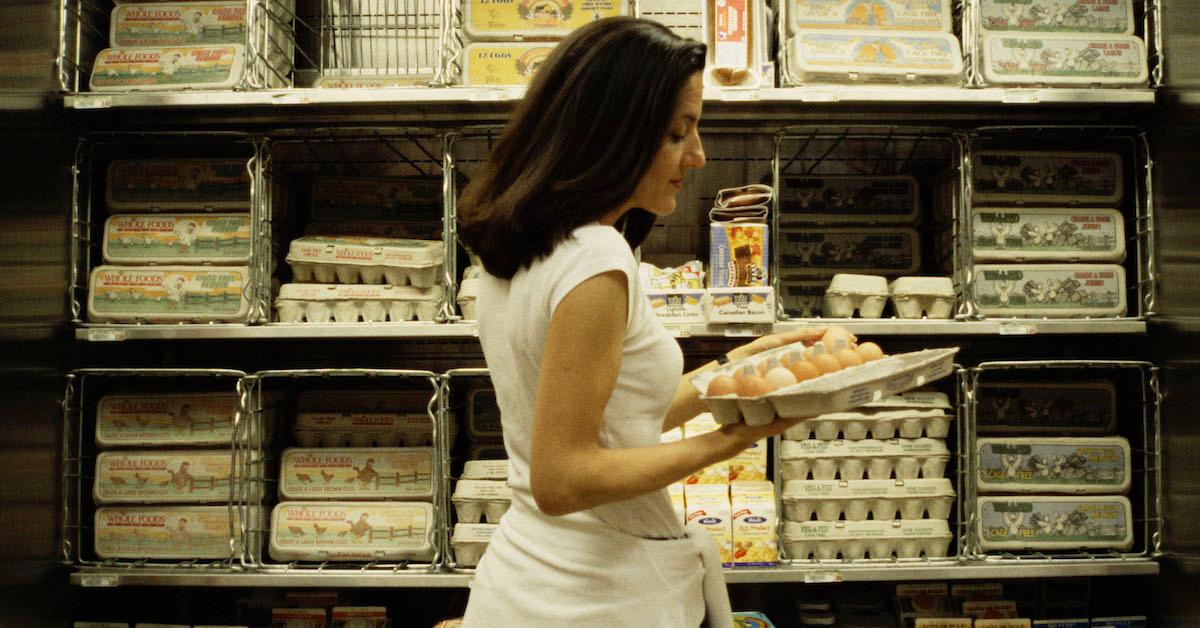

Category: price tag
[271, 92, 312, 105]
[722, 325, 763, 338]
[803, 571, 842, 584]
[71, 95, 112, 110]
[1002, 90, 1041, 104]
[998, 322, 1037, 335]
[719, 89, 760, 102]
[86, 329, 126, 342]
[80, 574, 119, 588]
[801, 91, 839, 103]
[670, 327, 692, 338]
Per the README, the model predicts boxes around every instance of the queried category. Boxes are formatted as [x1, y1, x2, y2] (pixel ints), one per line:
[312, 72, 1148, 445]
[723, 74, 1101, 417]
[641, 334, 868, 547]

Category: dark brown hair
[457, 17, 706, 279]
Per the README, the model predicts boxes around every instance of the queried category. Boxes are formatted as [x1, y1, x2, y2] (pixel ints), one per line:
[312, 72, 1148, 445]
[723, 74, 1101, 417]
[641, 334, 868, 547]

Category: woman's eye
[670, 132, 686, 142]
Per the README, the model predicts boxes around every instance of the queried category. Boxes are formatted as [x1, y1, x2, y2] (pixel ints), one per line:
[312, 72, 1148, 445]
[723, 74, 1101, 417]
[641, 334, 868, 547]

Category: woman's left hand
[727, 327, 826, 362]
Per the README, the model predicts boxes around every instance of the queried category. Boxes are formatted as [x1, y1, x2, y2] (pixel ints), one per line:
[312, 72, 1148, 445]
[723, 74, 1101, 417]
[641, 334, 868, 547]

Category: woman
[457, 18, 820, 626]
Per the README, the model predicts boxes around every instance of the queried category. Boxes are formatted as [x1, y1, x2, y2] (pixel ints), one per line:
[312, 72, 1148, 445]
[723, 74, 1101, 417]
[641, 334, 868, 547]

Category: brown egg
[835, 348, 864, 368]
[856, 341, 885, 362]
[788, 359, 822, 382]
[737, 375, 774, 398]
[779, 349, 805, 369]
[755, 358, 777, 376]
[764, 366, 798, 391]
[811, 353, 843, 375]
[822, 326, 857, 351]
[731, 364, 756, 380]
[707, 375, 738, 397]
[803, 341, 827, 361]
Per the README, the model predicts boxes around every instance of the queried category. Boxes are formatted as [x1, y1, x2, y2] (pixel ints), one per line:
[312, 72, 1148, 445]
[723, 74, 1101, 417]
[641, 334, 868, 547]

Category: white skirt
[462, 504, 707, 627]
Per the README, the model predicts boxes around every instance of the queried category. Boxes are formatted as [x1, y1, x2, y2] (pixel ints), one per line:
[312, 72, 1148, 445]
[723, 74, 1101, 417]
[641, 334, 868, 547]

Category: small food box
[686, 484, 733, 567]
[976, 495, 1133, 552]
[102, 213, 252, 264]
[88, 265, 251, 323]
[789, 31, 963, 86]
[94, 505, 255, 560]
[981, 34, 1147, 87]
[274, 283, 442, 323]
[462, 43, 557, 86]
[268, 501, 435, 562]
[106, 158, 251, 212]
[90, 45, 246, 92]
[976, 437, 1131, 494]
[971, 151, 1123, 205]
[709, 222, 769, 288]
[705, 287, 775, 324]
[278, 448, 435, 501]
[973, 263, 1126, 318]
[463, 0, 627, 39]
[778, 175, 920, 224]
[975, 381, 1116, 435]
[731, 482, 778, 567]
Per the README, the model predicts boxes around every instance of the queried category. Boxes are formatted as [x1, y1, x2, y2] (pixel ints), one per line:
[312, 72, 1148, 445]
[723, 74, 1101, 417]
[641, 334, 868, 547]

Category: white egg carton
[278, 447, 435, 501]
[975, 381, 1116, 435]
[94, 449, 256, 504]
[787, 31, 964, 86]
[780, 279, 828, 318]
[102, 213, 252, 265]
[90, 45, 247, 92]
[981, 34, 1148, 87]
[824, 274, 888, 318]
[778, 175, 921, 225]
[973, 263, 1126, 318]
[971, 151, 1123, 205]
[268, 500, 435, 562]
[863, 391, 952, 410]
[693, 347, 959, 426]
[787, 0, 952, 34]
[87, 265, 251, 323]
[452, 479, 513, 524]
[783, 519, 953, 560]
[780, 226, 921, 276]
[890, 277, 956, 319]
[451, 523, 497, 567]
[96, 392, 240, 448]
[781, 438, 951, 481]
[274, 283, 441, 323]
[93, 505, 259, 560]
[285, 236, 444, 288]
[782, 478, 956, 522]
[976, 495, 1133, 551]
[976, 437, 1131, 494]
[462, 459, 508, 480]
[106, 158, 251, 212]
[979, 0, 1134, 34]
[971, 208, 1126, 263]
[784, 408, 953, 441]
[293, 411, 441, 448]
[458, 265, 482, 320]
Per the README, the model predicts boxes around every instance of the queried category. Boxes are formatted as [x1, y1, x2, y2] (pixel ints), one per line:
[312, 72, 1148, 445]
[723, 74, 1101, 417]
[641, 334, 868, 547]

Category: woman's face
[618, 72, 706, 220]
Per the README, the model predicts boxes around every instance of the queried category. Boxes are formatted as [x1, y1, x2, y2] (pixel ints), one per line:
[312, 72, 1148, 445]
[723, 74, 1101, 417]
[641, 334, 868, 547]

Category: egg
[764, 366, 798, 391]
[855, 341, 885, 362]
[755, 358, 777, 376]
[788, 359, 821, 382]
[779, 349, 805, 368]
[803, 341, 828, 361]
[835, 348, 864, 368]
[731, 364, 756, 380]
[706, 374, 738, 397]
[811, 353, 843, 375]
[822, 326, 857, 351]
[737, 375, 774, 398]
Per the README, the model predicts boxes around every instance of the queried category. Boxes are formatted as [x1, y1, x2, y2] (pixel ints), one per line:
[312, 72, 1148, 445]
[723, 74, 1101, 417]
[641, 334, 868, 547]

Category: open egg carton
[285, 236, 444, 288]
[782, 478, 956, 522]
[275, 283, 442, 323]
[780, 439, 951, 482]
[692, 339, 959, 426]
[783, 519, 953, 561]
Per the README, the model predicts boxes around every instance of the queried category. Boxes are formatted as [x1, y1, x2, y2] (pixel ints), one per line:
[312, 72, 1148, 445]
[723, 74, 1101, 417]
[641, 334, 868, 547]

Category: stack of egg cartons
[276, 176, 446, 324]
[268, 390, 438, 564]
[969, 150, 1128, 319]
[92, 389, 257, 563]
[88, 159, 254, 324]
[776, 173, 930, 319]
[458, 0, 628, 87]
[675, 414, 778, 568]
[973, 379, 1135, 555]
[780, 391, 956, 562]
[450, 379, 510, 568]
[90, 2, 269, 92]
[783, 0, 963, 87]
[978, 0, 1148, 88]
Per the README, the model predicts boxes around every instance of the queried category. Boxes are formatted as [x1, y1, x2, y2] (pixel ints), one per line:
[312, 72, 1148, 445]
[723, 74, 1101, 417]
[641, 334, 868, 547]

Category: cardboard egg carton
[452, 479, 512, 524]
[275, 283, 441, 323]
[780, 438, 951, 481]
[784, 408, 953, 441]
[783, 519, 953, 560]
[782, 478, 955, 522]
[451, 523, 497, 567]
[285, 236, 444, 288]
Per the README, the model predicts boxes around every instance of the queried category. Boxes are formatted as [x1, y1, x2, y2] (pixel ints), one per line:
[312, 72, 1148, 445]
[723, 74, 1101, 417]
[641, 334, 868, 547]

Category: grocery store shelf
[62, 86, 1156, 111]
[73, 319, 1146, 341]
[71, 559, 1157, 588]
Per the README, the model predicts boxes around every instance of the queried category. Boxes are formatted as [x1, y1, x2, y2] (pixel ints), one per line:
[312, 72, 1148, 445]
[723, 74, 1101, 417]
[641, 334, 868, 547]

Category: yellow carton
[731, 482, 777, 566]
[682, 415, 728, 484]
[686, 484, 732, 567]
[729, 438, 767, 482]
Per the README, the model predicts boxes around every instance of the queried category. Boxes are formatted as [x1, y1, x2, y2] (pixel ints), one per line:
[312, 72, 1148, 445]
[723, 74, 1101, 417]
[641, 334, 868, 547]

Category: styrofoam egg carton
[979, 0, 1134, 34]
[462, 42, 557, 86]
[780, 226, 921, 276]
[90, 45, 247, 92]
[787, 31, 964, 86]
[451, 523, 497, 567]
[787, 0, 951, 34]
[783, 519, 952, 560]
[462, 459, 508, 480]
[94, 450, 256, 504]
[976, 495, 1133, 552]
[106, 158, 251, 212]
[694, 347, 959, 426]
[780, 279, 828, 318]
[286, 236, 444, 288]
[981, 33, 1147, 87]
[452, 479, 513, 524]
[862, 390, 951, 410]
[973, 264, 1126, 318]
[275, 283, 441, 323]
[278, 447, 435, 501]
[96, 391, 240, 448]
[780, 438, 950, 481]
[783, 408, 954, 441]
[463, 0, 628, 40]
[88, 265, 251, 323]
[778, 175, 920, 225]
[94, 505, 259, 560]
[971, 207, 1126, 262]
[102, 213, 252, 265]
[782, 478, 955, 522]
[825, 274, 888, 318]
[268, 501, 435, 562]
[976, 436, 1131, 494]
[975, 381, 1116, 435]
[890, 277, 955, 319]
[971, 151, 1123, 205]
[292, 411, 439, 447]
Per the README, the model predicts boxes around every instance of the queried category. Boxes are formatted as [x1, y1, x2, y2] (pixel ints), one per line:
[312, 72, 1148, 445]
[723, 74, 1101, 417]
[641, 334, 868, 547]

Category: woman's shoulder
[557, 223, 632, 261]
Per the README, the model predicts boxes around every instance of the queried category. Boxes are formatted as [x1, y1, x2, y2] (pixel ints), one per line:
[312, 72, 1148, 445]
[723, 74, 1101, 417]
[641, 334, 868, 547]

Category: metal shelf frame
[963, 360, 1164, 563]
[59, 368, 252, 572]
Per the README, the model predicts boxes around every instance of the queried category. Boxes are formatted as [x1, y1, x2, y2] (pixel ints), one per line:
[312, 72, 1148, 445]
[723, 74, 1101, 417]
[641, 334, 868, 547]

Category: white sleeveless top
[463, 223, 704, 626]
